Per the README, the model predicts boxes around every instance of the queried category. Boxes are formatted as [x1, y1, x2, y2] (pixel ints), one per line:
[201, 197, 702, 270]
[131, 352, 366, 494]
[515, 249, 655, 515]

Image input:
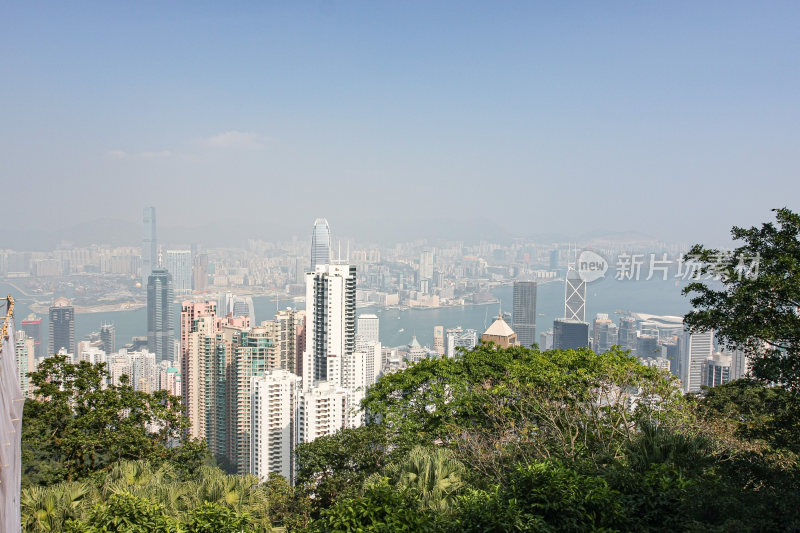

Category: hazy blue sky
[1, 1, 798, 245]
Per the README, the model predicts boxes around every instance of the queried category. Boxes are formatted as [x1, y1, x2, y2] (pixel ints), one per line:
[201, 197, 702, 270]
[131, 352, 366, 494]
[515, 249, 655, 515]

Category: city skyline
[5, 4, 798, 528]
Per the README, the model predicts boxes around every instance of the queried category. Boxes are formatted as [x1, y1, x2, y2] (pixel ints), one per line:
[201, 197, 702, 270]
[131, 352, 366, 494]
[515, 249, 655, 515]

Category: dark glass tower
[100, 323, 116, 355]
[48, 297, 75, 356]
[147, 268, 174, 363]
[512, 281, 537, 347]
[553, 318, 589, 350]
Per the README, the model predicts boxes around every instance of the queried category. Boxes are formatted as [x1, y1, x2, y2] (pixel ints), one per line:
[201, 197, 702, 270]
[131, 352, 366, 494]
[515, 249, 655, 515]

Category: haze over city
[3, 3, 800, 532]
[3, 2, 799, 248]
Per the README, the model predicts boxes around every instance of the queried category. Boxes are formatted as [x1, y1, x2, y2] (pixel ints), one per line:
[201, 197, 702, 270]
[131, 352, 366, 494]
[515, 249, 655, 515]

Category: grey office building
[49, 297, 75, 356]
[553, 318, 590, 350]
[512, 281, 537, 347]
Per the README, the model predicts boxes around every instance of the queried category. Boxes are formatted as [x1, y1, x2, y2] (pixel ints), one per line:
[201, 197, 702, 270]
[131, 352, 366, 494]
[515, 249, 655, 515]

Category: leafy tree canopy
[683, 207, 800, 390]
[23, 355, 209, 486]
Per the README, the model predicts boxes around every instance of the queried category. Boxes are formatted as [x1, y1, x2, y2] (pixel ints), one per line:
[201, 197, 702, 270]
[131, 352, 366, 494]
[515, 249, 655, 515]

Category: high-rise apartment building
[310, 218, 332, 271]
[298, 381, 347, 444]
[49, 297, 75, 357]
[227, 326, 275, 474]
[147, 269, 175, 364]
[355, 336, 382, 388]
[166, 250, 192, 296]
[304, 264, 356, 386]
[512, 281, 537, 347]
[251, 370, 302, 483]
[15, 330, 35, 396]
[142, 206, 157, 280]
[130, 350, 158, 393]
[357, 314, 379, 344]
[553, 318, 590, 350]
[182, 305, 217, 441]
[273, 309, 304, 373]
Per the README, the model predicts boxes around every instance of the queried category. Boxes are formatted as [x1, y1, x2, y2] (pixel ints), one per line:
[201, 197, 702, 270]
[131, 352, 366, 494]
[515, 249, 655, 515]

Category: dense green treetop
[684, 207, 800, 390]
[23, 355, 208, 486]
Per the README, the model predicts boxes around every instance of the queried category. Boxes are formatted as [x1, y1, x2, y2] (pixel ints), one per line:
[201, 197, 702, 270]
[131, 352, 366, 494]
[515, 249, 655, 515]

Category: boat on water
[398, 328, 405, 333]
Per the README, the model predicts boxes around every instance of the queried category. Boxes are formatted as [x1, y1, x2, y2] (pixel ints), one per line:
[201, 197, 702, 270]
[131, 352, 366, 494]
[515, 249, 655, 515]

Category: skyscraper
[142, 206, 157, 280]
[147, 268, 175, 364]
[310, 218, 332, 271]
[49, 297, 75, 356]
[512, 281, 537, 347]
[680, 329, 714, 393]
[180, 301, 217, 440]
[262, 308, 305, 373]
[304, 263, 356, 386]
[228, 325, 275, 474]
[564, 267, 586, 322]
[100, 323, 115, 355]
[166, 250, 192, 296]
[553, 318, 590, 350]
[15, 330, 35, 396]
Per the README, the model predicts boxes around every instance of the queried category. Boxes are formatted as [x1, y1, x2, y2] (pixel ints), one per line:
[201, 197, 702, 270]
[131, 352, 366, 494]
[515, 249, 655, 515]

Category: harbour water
[2, 275, 695, 354]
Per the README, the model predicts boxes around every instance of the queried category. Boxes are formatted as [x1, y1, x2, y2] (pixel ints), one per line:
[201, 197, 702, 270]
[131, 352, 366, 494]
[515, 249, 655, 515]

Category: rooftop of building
[483, 316, 516, 337]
